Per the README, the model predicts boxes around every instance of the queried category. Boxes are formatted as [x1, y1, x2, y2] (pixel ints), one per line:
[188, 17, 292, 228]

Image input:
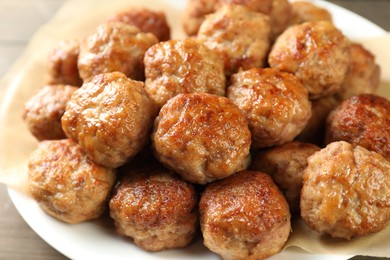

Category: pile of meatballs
[23, 0, 390, 259]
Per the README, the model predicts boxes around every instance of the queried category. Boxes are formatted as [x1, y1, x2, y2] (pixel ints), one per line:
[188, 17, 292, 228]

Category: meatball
[108, 7, 170, 41]
[270, 0, 292, 39]
[46, 39, 82, 87]
[219, 0, 273, 13]
[296, 95, 339, 145]
[269, 21, 350, 99]
[251, 141, 320, 213]
[227, 68, 311, 149]
[200, 170, 291, 260]
[109, 163, 198, 251]
[325, 94, 390, 160]
[23, 84, 78, 141]
[61, 72, 156, 168]
[78, 21, 158, 82]
[144, 38, 226, 109]
[182, 0, 219, 36]
[197, 4, 271, 76]
[28, 139, 116, 224]
[290, 1, 333, 25]
[152, 93, 251, 184]
[301, 141, 390, 239]
[336, 43, 381, 101]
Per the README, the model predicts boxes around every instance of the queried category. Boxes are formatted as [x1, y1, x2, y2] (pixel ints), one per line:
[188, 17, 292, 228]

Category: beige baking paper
[0, 0, 389, 258]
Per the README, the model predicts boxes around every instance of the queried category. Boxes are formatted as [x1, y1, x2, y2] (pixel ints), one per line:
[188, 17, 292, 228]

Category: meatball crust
[251, 141, 320, 213]
[78, 21, 158, 82]
[61, 72, 156, 168]
[23, 84, 78, 141]
[269, 21, 350, 99]
[182, 0, 219, 36]
[197, 4, 271, 76]
[144, 38, 226, 109]
[46, 39, 82, 87]
[109, 163, 198, 251]
[227, 68, 311, 149]
[200, 170, 291, 260]
[270, 0, 292, 39]
[325, 94, 390, 160]
[152, 93, 251, 184]
[108, 7, 170, 41]
[337, 43, 381, 101]
[28, 139, 116, 224]
[290, 1, 333, 25]
[301, 141, 390, 239]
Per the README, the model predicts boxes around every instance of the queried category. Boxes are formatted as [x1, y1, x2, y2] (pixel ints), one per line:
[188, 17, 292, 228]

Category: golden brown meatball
[325, 94, 390, 160]
[251, 141, 320, 213]
[144, 38, 226, 109]
[227, 68, 311, 149]
[197, 4, 271, 76]
[28, 139, 116, 224]
[109, 163, 198, 252]
[219, 0, 273, 13]
[23, 84, 78, 141]
[182, 0, 219, 36]
[152, 93, 251, 184]
[78, 21, 158, 82]
[62, 72, 156, 168]
[108, 7, 170, 41]
[290, 1, 333, 25]
[46, 39, 83, 87]
[301, 141, 390, 239]
[269, 21, 350, 99]
[296, 95, 340, 145]
[200, 170, 291, 260]
[270, 0, 292, 39]
[336, 43, 381, 101]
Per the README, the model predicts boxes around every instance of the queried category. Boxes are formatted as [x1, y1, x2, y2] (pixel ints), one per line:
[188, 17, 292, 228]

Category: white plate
[3, 0, 387, 259]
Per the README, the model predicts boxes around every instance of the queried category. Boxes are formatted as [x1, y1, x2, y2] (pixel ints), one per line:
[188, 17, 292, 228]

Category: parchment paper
[0, 0, 389, 258]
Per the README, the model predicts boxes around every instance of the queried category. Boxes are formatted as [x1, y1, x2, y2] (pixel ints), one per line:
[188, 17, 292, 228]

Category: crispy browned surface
[269, 21, 350, 99]
[296, 95, 340, 145]
[270, 0, 292, 39]
[227, 68, 311, 149]
[200, 170, 291, 260]
[144, 38, 226, 109]
[78, 21, 157, 82]
[290, 1, 333, 25]
[61, 71, 156, 168]
[28, 139, 116, 224]
[325, 94, 390, 160]
[183, 0, 219, 36]
[109, 163, 198, 251]
[301, 141, 390, 239]
[251, 141, 320, 213]
[108, 7, 170, 41]
[197, 4, 271, 76]
[23, 84, 78, 141]
[337, 43, 381, 101]
[152, 93, 251, 184]
[46, 39, 82, 87]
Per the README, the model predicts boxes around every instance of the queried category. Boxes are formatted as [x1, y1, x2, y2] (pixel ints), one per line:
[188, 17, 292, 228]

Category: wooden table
[0, 0, 389, 259]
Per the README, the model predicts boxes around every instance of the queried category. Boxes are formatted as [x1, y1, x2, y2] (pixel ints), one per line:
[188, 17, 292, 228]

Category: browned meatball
[28, 139, 116, 224]
[227, 68, 311, 149]
[290, 1, 333, 25]
[269, 21, 350, 99]
[336, 43, 381, 101]
[197, 4, 271, 76]
[46, 39, 82, 87]
[62, 72, 156, 168]
[219, 0, 273, 13]
[325, 94, 390, 160]
[144, 38, 226, 109]
[152, 93, 251, 184]
[78, 21, 158, 82]
[251, 141, 320, 213]
[182, 0, 219, 36]
[296, 95, 340, 145]
[109, 163, 198, 251]
[301, 141, 390, 239]
[270, 0, 292, 39]
[108, 7, 170, 41]
[200, 170, 291, 260]
[23, 84, 78, 141]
